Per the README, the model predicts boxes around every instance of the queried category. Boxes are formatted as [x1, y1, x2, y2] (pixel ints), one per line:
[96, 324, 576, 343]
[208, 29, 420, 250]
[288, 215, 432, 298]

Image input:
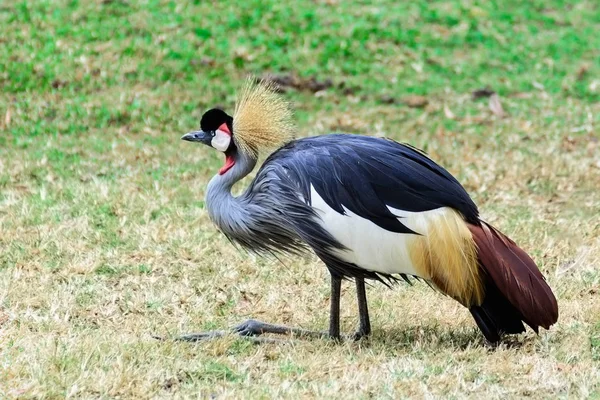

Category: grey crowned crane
[179, 79, 558, 344]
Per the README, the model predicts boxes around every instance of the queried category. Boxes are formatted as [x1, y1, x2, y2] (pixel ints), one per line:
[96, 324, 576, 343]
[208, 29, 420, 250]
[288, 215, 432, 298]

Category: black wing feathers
[261, 134, 479, 234]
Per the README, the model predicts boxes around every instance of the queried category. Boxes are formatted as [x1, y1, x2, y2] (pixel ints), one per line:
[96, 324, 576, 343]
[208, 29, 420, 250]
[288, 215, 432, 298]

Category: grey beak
[181, 130, 206, 142]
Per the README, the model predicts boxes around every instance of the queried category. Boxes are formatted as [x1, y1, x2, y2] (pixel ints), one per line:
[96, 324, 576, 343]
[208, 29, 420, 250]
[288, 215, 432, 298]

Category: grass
[1, 0, 599, 398]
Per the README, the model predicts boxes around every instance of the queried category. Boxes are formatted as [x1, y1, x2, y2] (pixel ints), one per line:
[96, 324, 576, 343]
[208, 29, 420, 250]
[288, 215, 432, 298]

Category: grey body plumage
[205, 149, 313, 257]
[204, 133, 478, 283]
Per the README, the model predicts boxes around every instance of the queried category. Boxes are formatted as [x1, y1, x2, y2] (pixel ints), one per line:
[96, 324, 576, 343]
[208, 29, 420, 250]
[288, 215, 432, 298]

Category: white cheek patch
[211, 129, 231, 152]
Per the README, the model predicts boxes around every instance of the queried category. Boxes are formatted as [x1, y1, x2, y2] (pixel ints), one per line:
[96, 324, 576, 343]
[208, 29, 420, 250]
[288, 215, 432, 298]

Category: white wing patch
[310, 186, 482, 305]
[309, 185, 440, 278]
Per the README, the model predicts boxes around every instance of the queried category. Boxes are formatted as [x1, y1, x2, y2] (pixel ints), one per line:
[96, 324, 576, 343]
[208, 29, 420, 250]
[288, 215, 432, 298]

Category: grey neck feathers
[205, 150, 258, 233]
[204, 147, 314, 256]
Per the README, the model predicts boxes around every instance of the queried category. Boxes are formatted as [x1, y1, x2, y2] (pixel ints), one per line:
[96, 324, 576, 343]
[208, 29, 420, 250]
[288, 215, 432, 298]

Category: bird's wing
[262, 134, 479, 234]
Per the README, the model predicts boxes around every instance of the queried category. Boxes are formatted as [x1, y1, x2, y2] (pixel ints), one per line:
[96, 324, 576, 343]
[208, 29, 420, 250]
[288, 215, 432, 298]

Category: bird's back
[258, 133, 479, 226]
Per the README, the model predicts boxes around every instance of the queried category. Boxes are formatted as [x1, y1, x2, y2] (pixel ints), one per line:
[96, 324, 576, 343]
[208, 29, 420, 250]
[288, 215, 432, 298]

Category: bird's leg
[328, 274, 342, 340]
[230, 275, 342, 340]
[170, 275, 344, 343]
[353, 277, 371, 340]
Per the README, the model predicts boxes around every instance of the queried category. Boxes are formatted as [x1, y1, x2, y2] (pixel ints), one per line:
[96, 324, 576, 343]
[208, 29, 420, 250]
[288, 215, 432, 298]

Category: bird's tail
[467, 221, 559, 343]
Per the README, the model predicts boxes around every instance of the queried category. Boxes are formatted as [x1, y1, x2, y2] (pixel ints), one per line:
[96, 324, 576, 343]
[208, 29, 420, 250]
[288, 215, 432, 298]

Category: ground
[1, 0, 600, 398]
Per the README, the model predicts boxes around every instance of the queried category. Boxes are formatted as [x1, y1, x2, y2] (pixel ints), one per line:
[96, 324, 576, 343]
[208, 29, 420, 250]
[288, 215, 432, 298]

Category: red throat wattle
[217, 122, 234, 175]
[219, 154, 235, 175]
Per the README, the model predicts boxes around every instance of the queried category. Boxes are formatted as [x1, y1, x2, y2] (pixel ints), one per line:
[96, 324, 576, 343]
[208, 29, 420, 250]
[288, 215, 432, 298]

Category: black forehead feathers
[200, 108, 233, 132]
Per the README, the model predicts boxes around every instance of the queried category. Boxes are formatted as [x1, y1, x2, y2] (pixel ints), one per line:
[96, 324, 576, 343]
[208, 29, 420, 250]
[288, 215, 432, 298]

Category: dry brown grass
[1, 93, 599, 398]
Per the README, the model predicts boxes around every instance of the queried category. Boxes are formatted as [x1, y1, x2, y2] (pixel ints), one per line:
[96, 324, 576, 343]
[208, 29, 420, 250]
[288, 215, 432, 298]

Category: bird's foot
[172, 330, 227, 342]
[233, 318, 329, 339]
[351, 327, 371, 341]
[160, 319, 329, 343]
[232, 319, 291, 336]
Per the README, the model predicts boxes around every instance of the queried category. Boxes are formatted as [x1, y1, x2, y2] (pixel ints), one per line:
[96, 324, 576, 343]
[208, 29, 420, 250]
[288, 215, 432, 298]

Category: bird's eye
[211, 131, 216, 137]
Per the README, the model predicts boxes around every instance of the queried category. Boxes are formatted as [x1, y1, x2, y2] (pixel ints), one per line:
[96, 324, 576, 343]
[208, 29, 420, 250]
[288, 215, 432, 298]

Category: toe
[233, 319, 261, 336]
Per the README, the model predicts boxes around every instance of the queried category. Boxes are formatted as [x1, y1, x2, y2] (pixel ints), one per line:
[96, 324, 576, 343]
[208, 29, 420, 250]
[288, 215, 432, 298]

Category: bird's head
[182, 78, 296, 175]
[181, 108, 236, 174]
